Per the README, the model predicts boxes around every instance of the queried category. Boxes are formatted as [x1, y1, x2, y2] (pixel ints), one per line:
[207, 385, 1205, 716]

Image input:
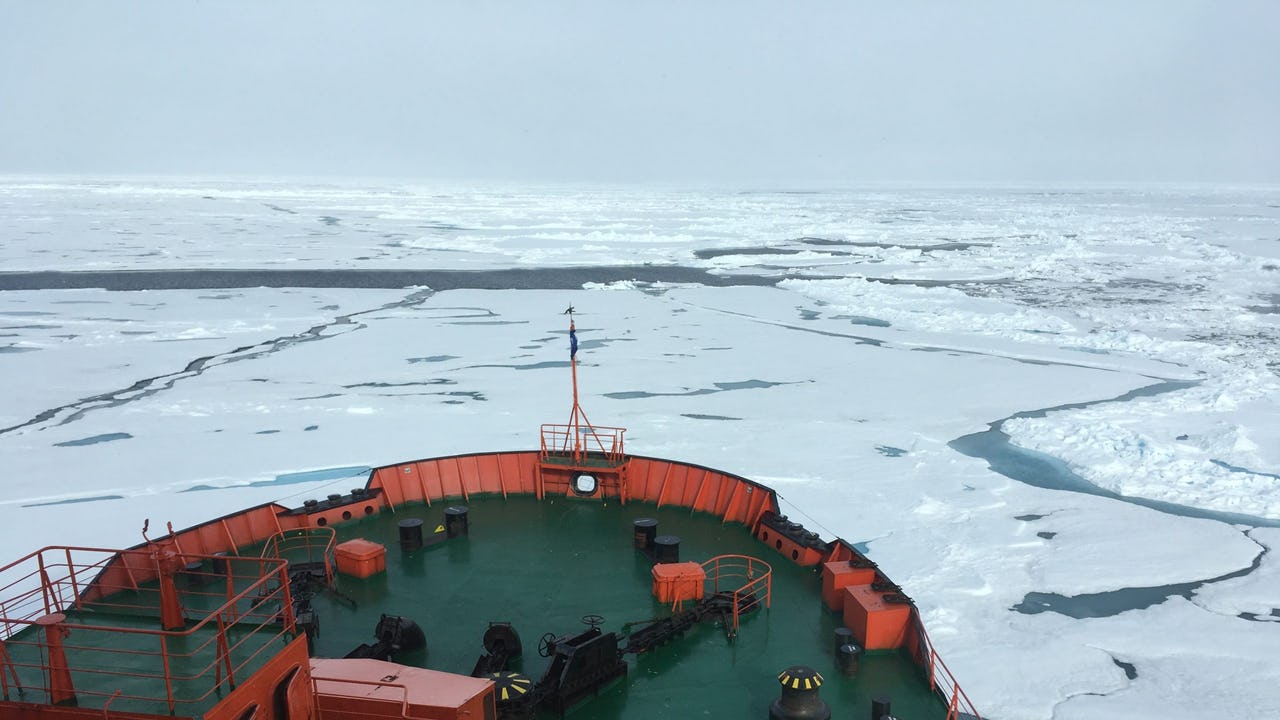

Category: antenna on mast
[565, 305, 585, 456]
[537, 303, 628, 501]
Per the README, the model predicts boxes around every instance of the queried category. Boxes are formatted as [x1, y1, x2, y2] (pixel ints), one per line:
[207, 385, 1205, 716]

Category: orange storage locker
[651, 562, 706, 605]
[820, 560, 877, 611]
[336, 539, 387, 578]
[841, 585, 911, 650]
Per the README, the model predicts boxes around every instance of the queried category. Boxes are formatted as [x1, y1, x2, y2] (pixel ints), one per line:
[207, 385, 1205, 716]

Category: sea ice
[2, 180, 1278, 719]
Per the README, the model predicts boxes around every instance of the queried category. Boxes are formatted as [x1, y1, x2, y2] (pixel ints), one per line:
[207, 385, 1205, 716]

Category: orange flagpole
[570, 314, 580, 458]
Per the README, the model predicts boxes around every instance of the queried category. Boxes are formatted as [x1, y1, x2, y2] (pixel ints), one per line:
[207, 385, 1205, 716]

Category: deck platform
[301, 495, 949, 720]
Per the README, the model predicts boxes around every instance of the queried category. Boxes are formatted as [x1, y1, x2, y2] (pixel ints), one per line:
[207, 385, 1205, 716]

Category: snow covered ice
[1, 178, 1279, 719]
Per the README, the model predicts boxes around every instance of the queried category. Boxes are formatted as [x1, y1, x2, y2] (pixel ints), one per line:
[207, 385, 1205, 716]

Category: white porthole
[572, 473, 598, 495]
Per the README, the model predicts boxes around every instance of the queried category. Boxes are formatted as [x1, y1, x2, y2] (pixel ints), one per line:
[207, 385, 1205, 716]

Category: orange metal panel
[496, 454, 515, 496]
[622, 458, 645, 498]
[420, 459, 444, 499]
[369, 466, 392, 496]
[672, 466, 689, 507]
[457, 456, 479, 495]
[85, 565, 129, 602]
[219, 519, 238, 552]
[463, 453, 486, 491]
[400, 463, 425, 506]
[312, 658, 494, 720]
[494, 454, 509, 497]
[824, 542, 855, 563]
[410, 461, 437, 504]
[224, 514, 251, 547]
[453, 457, 474, 500]
[653, 461, 676, 503]
[690, 469, 723, 514]
[673, 465, 695, 506]
[276, 512, 306, 532]
[626, 458, 656, 502]
[435, 458, 461, 499]
[203, 636, 314, 720]
[545, 467, 572, 496]
[124, 551, 157, 587]
[475, 455, 504, 495]
[706, 473, 732, 517]
[406, 463, 427, 505]
[385, 467, 408, 510]
[655, 458, 675, 504]
[351, 497, 383, 519]
[676, 468, 703, 507]
[250, 507, 280, 540]
[722, 481, 747, 525]
[821, 561, 877, 611]
[842, 585, 911, 650]
[655, 462, 676, 507]
[196, 525, 223, 555]
[747, 485, 777, 527]
[733, 483, 753, 525]
[764, 534, 824, 567]
[901, 617, 925, 665]
[711, 477, 733, 516]
[738, 480, 759, 521]
[633, 458, 655, 500]
[521, 452, 539, 491]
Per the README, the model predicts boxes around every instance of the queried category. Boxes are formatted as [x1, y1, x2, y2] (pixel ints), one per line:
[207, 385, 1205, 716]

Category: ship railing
[700, 555, 772, 637]
[262, 527, 337, 587]
[540, 423, 626, 465]
[916, 622, 983, 720]
[0, 545, 296, 715]
[311, 673, 413, 719]
[0, 546, 117, 638]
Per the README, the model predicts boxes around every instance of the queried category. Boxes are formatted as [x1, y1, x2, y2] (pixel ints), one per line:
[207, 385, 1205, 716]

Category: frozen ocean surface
[1, 178, 1278, 719]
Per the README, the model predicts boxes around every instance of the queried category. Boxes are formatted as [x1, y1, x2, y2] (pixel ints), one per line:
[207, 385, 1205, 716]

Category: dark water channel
[0, 267, 777, 291]
[948, 379, 1279, 620]
[949, 379, 1280, 528]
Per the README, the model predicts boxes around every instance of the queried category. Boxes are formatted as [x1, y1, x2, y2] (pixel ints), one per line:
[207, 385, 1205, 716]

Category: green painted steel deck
[312, 494, 948, 719]
[2, 494, 949, 719]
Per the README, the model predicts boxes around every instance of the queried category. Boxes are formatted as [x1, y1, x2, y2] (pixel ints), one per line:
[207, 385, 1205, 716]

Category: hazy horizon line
[3, 172, 1278, 194]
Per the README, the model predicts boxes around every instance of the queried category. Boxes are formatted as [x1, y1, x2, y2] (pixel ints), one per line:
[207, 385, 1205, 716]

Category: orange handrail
[915, 622, 983, 720]
[540, 423, 627, 464]
[262, 527, 337, 586]
[0, 544, 297, 715]
[312, 674, 413, 719]
[700, 555, 772, 637]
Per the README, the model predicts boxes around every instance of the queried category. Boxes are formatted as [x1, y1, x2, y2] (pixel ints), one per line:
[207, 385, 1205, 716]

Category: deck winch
[469, 615, 628, 719]
[468, 570, 770, 720]
[471, 622, 523, 677]
[344, 614, 427, 661]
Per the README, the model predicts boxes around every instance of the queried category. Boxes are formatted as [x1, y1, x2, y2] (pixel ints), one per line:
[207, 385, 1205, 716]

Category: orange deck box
[335, 538, 387, 578]
[841, 585, 911, 650]
[651, 561, 706, 606]
[820, 560, 877, 611]
[313, 658, 494, 720]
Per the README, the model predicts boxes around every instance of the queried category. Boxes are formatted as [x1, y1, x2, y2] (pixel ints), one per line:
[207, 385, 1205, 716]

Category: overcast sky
[2, 1, 1277, 185]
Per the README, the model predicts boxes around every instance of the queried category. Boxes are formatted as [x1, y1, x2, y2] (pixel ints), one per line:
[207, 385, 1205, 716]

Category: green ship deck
[290, 494, 948, 719]
[2, 495, 950, 719]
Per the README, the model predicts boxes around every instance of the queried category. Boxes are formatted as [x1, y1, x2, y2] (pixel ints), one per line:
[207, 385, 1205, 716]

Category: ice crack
[0, 288, 435, 436]
[1014, 528, 1267, 619]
